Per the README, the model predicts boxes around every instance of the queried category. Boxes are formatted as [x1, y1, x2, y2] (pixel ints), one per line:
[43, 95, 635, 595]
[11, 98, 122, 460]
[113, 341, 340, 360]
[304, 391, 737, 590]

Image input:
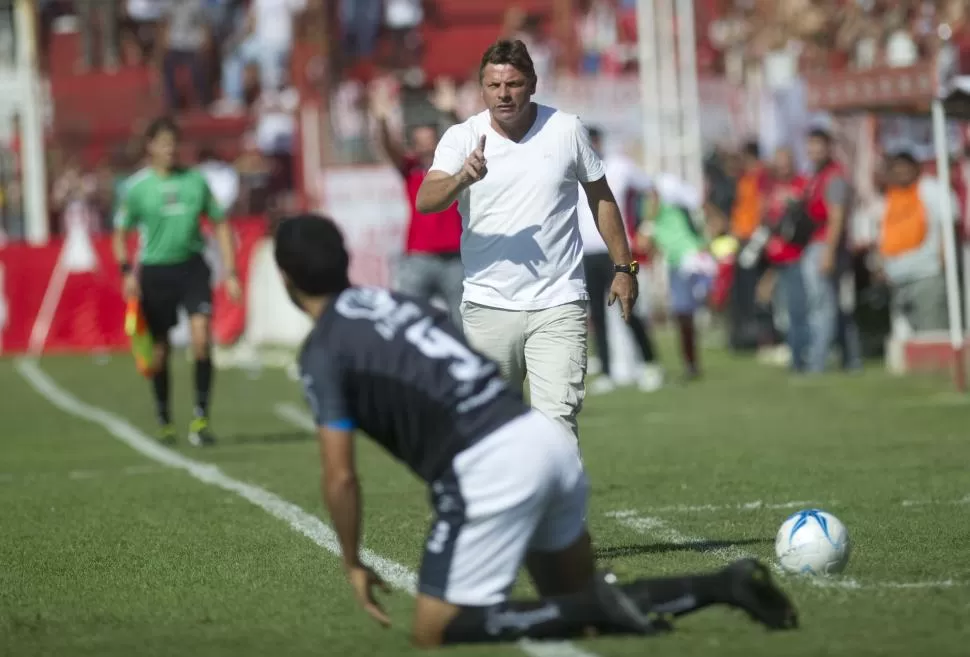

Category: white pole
[654, 0, 681, 178]
[931, 99, 966, 390]
[14, 0, 48, 245]
[962, 159, 970, 341]
[674, 0, 703, 195]
[635, 0, 661, 174]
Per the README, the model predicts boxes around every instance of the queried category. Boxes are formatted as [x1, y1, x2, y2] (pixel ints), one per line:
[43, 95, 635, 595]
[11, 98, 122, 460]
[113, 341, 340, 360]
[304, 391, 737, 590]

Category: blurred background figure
[760, 147, 809, 371]
[873, 148, 954, 335]
[803, 124, 862, 374]
[639, 175, 714, 382]
[371, 79, 464, 326]
[579, 126, 662, 394]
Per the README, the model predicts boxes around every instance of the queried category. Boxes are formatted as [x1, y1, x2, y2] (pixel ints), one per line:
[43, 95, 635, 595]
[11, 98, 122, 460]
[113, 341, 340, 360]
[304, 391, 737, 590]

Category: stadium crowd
[0, 0, 964, 378]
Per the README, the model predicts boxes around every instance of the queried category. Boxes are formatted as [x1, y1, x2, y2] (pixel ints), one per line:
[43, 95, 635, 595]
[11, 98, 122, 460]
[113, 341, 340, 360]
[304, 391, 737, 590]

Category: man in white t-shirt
[416, 39, 638, 439]
[578, 127, 662, 395]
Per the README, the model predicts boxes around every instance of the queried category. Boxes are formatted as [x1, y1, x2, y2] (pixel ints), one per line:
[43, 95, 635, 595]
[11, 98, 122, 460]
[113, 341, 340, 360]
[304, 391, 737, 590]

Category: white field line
[901, 496, 970, 508]
[606, 510, 966, 591]
[16, 359, 596, 657]
[1, 465, 164, 484]
[633, 500, 822, 515]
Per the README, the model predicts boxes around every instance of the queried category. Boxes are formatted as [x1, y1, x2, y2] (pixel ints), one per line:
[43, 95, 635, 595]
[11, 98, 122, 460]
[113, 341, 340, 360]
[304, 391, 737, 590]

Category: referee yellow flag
[124, 298, 156, 378]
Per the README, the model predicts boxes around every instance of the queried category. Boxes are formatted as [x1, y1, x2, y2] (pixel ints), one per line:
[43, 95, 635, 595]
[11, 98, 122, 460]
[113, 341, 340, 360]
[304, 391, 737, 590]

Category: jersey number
[405, 317, 491, 383]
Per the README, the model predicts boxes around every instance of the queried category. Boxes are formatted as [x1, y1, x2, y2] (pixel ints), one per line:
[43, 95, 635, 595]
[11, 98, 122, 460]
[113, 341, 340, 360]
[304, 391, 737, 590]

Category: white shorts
[418, 410, 589, 606]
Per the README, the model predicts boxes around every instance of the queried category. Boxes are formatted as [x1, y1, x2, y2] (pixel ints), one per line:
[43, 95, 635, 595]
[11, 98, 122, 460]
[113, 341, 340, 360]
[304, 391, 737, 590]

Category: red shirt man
[377, 115, 465, 325]
[763, 149, 808, 266]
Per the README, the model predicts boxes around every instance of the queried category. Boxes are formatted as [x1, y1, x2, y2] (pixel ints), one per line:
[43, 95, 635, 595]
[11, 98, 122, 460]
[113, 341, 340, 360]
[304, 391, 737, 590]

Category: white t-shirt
[384, 0, 423, 29]
[577, 153, 651, 255]
[253, 0, 306, 49]
[430, 105, 606, 310]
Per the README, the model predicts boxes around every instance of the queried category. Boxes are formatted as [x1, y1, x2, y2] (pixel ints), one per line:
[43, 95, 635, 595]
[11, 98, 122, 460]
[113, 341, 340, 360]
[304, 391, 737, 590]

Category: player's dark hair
[408, 123, 440, 139]
[274, 214, 351, 296]
[588, 126, 603, 142]
[742, 140, 760, 160]
[145, 116, 180, 142]
[479, 39, 537, 85]
[808, 127, 833, 143]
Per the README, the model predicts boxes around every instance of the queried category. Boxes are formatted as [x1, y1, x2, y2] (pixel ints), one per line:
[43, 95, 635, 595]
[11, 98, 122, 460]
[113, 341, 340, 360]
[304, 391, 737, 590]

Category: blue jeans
[221, 36, 289, 102]
[802, 242, 862, 372]
[340, 0, 381, 59]
[777, 260, 810, 371]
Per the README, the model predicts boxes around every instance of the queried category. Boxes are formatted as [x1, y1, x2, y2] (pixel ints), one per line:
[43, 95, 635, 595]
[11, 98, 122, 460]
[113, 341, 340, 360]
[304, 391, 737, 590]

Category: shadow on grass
[595, 537, 772, 560]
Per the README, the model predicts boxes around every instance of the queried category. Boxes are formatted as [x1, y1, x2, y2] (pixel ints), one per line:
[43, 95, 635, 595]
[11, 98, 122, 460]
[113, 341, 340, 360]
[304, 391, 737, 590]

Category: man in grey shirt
[803, 126, 862, 373]
[162, 0, 211, 111]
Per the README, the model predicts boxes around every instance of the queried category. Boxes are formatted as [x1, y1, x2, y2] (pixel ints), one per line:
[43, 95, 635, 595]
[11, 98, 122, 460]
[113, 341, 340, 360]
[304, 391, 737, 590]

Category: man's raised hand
[460, 135, 487, 185]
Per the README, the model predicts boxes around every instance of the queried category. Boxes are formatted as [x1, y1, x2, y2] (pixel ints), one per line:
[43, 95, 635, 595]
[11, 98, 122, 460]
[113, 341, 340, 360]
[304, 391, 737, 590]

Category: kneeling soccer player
[275, 214, 798, 647]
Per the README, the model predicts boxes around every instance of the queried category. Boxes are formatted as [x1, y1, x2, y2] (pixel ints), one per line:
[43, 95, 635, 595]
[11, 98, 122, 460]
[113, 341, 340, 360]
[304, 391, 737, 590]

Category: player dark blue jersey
[298, 286, 529, 482]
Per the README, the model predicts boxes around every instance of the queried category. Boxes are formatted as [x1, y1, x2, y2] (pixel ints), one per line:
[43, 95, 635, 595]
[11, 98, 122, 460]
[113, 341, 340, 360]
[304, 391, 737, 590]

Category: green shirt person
[637, 174, 713, 380]
[112, 117, 241, 447]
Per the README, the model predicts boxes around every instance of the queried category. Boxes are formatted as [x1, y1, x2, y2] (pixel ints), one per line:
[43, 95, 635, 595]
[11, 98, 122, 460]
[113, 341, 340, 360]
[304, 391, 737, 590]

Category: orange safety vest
[880, 183, 928, 257]
[731, 170, 762, 240]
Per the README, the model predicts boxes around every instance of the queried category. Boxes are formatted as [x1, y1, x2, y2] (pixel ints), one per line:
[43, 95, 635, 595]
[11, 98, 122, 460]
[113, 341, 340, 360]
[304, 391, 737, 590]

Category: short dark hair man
[415, 39, 639, 441]
[113, 116, 242, 446]
[275, 213, 796, 648]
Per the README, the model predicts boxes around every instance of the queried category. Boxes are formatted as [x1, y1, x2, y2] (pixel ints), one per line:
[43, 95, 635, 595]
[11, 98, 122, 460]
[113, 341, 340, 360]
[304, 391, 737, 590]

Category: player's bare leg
[411, 530, 662, 648]
[188, 313, 215, 446]
[526, 530, 596, 596]
[150, 339, 175, 444]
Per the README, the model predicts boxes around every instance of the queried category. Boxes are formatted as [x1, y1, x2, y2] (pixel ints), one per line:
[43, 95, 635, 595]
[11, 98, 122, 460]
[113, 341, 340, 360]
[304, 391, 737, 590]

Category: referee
[112, 117, 241, 446]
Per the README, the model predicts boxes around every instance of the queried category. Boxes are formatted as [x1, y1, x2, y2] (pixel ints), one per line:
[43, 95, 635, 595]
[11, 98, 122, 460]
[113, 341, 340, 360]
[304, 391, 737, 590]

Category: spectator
[803, 124, 862, 373]
[254, 85, 300, 192]
[384, 0, 425, 77]
[637, 174, 714, 381]
[76, 0, 120, 71]
[340, 0, 382, 62]
[371, 82, 465, 326]
[161, 0, 212, 111]
[763, 147, 810, 371]
[120, 0, 167, 66]
[578, 126, 662, 394]
[234, 132, 273, 214]
[576, 0, 618, 75]
[52, 156, 102, 234]
[215, 0, 306, 116]
[873, 148, 953, 334]
[198, 147, 240, 215]
[728, 140, 766, 351]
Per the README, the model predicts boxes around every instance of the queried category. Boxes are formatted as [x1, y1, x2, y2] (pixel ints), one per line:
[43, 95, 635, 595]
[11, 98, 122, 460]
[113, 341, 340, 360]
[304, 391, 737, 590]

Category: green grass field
[3, 347, 969, 657]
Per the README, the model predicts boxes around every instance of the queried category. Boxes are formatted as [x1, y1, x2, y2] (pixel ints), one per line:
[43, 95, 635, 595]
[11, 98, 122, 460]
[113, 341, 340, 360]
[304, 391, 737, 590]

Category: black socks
[441, 572, 732, 645]
[194, 357, 213, 418]
[443, 590, 624, 643]
[152, 365, 171, 425]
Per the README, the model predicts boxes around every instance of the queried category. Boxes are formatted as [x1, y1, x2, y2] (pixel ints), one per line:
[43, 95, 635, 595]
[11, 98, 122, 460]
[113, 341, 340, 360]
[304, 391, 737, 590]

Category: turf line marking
[68, 469, 100, 480]
[901, 496, 970, 507]
[15, 360, 596, 657]
[633, 500, 820, 514]
[274, 402, 315, 432]
[606, 509, 967, 591]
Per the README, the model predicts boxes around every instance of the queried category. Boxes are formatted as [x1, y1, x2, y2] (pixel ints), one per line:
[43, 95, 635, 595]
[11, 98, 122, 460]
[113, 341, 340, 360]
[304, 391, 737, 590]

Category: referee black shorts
[139, 254, 213, 340]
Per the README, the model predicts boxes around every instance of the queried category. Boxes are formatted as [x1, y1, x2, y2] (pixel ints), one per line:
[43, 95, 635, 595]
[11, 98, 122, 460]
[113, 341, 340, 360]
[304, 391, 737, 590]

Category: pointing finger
[479, 134, 486, 152]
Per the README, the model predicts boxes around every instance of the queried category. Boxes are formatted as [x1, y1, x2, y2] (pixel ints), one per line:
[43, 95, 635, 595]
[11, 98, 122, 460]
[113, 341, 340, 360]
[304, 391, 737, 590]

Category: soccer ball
[775, 509, 850, 575]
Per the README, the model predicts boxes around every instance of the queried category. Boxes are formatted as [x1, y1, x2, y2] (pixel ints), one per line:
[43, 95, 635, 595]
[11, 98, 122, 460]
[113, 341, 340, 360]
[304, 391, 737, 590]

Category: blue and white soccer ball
[775, 509, 851, 575]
